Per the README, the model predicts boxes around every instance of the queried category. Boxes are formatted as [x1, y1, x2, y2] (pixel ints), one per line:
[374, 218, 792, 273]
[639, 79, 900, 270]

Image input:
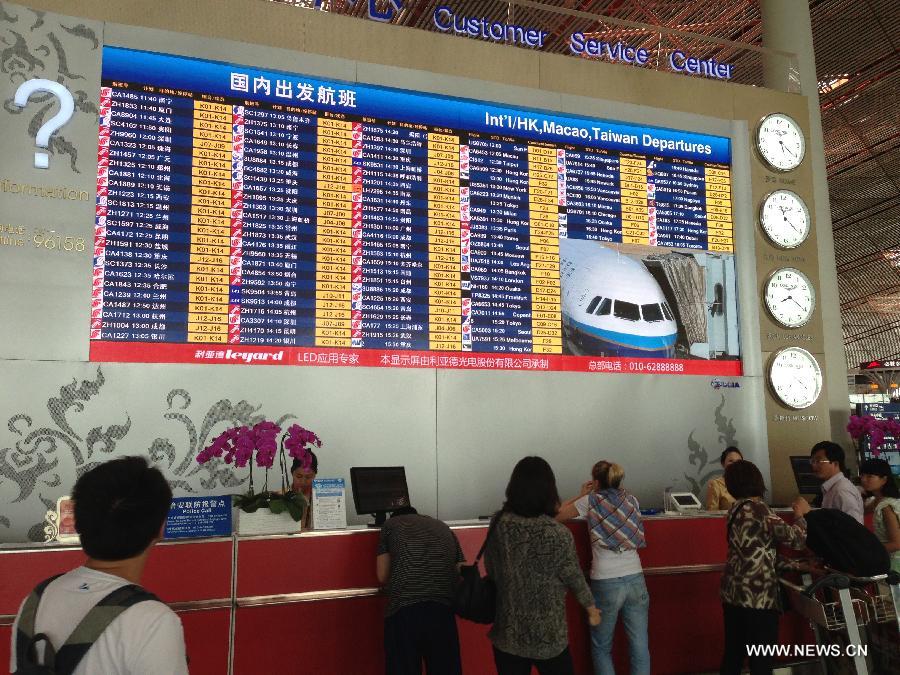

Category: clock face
[768, 347, 822, 409]
[764, 268, 816, 328]
[759, 190, 811, 249]
[756, 113, 805, 172]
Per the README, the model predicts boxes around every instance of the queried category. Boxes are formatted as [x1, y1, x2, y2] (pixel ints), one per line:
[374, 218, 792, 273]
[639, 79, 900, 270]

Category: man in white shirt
[10, 456, 188, 674]
[807, 440, 864, 524]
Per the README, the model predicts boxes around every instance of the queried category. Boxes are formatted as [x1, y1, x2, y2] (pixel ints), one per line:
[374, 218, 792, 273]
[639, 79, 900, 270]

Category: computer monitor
[790, 456, 823, 495]
[349, 466, 410, 527]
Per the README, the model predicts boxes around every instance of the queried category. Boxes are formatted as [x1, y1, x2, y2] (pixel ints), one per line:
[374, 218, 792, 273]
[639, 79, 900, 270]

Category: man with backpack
[10, 456, 188, 674]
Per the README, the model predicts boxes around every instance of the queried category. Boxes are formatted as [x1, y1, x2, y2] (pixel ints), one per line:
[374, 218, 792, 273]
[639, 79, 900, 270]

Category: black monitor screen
[350, 467, 410, 517]
[790, 456, 823, 495]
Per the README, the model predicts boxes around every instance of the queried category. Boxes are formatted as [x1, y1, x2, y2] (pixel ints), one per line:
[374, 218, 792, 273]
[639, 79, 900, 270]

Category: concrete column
[760, 0, 850, 448]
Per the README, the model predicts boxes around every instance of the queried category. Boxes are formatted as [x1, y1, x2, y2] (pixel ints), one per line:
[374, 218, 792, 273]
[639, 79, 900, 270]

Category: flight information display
[90, 47, 741, 375]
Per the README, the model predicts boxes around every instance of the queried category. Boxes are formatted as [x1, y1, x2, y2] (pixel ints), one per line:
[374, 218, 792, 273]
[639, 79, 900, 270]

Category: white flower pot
[236, 508, 302, 536]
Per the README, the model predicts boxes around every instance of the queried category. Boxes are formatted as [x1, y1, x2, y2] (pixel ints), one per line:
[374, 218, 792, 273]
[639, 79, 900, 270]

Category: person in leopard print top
[719, 460, 807, 675]
[485, 456, 601, 675]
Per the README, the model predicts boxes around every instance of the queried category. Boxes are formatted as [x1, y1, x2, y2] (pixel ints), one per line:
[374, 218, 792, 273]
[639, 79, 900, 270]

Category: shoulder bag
[453, 513, 501, 624]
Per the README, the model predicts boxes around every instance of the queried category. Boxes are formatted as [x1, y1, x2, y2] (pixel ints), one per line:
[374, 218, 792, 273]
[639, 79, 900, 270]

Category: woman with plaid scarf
[557, 461, 650, 675]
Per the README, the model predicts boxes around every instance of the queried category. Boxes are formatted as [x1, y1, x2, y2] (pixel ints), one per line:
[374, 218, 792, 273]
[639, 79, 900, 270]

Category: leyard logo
[193, 349, 285, 363]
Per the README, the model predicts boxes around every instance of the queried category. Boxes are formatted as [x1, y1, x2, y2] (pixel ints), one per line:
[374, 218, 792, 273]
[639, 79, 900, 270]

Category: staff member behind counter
[706, 447, 744, 511]
[289, 452, 317, 529]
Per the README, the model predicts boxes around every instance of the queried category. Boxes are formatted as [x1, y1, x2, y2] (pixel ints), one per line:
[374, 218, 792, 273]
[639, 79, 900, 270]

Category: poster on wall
[88, 47, 741, 376]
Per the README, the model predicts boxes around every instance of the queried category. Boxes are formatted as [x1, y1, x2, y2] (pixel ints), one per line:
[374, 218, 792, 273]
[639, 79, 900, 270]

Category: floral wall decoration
[1, 0, 100, 172]
[682, 394, 739, 496]
[0, 366, 301, 541]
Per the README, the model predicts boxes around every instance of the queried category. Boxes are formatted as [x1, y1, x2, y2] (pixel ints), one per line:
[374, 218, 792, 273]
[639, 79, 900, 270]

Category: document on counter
[312, 478, 347, 530]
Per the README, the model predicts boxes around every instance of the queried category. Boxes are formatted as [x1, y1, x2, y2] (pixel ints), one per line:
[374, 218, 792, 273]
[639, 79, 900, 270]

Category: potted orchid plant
[196, 421, 322, 533]
[847, 414, 900, 492]
[847, 414, 900, 456]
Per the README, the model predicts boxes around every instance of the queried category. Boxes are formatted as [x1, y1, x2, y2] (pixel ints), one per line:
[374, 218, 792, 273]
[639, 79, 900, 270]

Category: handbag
[453, 513, 501, 624]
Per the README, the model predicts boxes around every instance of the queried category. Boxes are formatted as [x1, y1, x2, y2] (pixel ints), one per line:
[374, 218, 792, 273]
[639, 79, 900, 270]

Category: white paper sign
[312, 478, 347, 530]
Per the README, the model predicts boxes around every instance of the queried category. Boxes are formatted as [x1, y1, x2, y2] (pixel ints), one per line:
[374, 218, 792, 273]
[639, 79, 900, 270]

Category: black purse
[453, 513, 500, 624]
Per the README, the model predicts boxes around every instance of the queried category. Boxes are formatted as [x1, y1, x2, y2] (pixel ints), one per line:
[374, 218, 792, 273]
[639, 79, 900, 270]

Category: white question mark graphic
[13, 79, 75, 169]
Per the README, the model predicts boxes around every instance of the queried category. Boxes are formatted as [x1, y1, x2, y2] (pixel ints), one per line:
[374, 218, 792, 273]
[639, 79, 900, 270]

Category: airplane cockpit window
[641, 303, 664, 322]
[613, 300, 640, 322]
[596, 298, 612, 316]
[586, 296, 602, 314]
[661, 302, 674, 321]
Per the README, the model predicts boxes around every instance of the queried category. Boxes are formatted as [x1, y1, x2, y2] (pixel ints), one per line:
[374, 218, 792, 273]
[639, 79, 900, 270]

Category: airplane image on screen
[560, 237, 678, 358]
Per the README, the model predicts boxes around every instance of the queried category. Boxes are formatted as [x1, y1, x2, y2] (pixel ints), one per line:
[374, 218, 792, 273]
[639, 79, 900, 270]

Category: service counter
[0, 512, 813, 674]
[0, 537, 232, 674]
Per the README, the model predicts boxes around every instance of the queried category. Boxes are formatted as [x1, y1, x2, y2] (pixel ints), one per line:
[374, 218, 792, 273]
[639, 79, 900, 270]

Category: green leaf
[286, 501, 304, 522]
[268, 498, 285, 514]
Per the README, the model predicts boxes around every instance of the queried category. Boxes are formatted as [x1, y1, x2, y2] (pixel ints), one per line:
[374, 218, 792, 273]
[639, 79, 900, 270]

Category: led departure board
[90, 47, 742, 375]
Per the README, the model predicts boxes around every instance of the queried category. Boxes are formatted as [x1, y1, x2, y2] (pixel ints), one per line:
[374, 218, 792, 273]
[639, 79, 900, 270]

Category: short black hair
[290, 450, 318, 475]
[720, 446, 743, 465]
[389, 506, 418, 518]
[724, 460, 767, 499]
[73, 456, 172, 561]
[810, 441, 846, 470]
[502, 456, 560, 518]
[860, 458, 900, 498]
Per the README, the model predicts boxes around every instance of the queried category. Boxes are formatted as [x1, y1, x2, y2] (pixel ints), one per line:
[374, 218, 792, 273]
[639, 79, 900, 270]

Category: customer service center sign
[314, 0, 736, 80]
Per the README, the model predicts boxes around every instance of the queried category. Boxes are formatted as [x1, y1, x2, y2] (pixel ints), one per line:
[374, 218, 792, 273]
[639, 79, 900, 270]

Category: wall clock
[764, 268, 816, 328]
[759, 189, 810, 248]
[756, 113, 805, 172]
[768, 347, 822, 409]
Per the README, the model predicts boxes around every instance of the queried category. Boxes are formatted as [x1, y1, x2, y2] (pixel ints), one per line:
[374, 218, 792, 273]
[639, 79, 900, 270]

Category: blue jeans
[590, 574, 651, 675]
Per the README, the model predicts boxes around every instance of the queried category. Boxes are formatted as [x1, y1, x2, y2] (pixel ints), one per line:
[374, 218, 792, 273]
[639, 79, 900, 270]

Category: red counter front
[234, 516, 811, 674]
[0, 538, 232, 675]
[1, 514, 815, 674]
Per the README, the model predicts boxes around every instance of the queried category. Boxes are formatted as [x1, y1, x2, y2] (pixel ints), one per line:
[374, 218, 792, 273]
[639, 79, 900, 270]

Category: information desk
[1, 513, 813, 674]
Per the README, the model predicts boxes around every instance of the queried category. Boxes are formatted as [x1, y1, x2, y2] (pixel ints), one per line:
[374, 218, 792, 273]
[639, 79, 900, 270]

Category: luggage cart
[779, 571, 900, 674]
[848, 571, 900, 672]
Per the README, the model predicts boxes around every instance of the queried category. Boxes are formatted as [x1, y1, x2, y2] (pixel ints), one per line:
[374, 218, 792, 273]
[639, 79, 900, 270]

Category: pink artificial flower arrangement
[846, 415, 900, 455]
[197, 421, 322, 521]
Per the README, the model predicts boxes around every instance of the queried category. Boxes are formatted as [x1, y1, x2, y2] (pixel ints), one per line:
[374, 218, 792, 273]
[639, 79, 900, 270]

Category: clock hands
[779, 375, 811, 399]
[778, 139, 797, 158]
[793, 378, 811, 395]
[784, 216, 801, 234]
[775, 293, 807, 316]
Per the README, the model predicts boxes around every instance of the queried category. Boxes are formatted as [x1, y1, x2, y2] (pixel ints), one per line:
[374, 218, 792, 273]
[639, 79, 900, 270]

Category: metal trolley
[780, 570, 900, 674]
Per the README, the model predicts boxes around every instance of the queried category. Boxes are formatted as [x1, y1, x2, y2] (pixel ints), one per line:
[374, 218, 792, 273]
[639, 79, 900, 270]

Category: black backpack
[15, 575, 161, 675]
[803, 508, 891, 577]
